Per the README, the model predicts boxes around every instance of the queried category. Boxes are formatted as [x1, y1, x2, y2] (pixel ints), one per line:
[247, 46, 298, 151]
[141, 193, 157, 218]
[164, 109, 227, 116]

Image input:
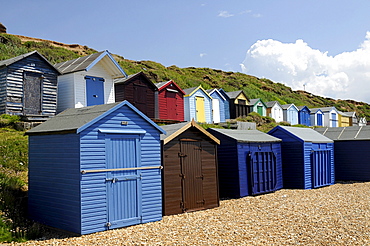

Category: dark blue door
[248, 145, 277, 195]
[317, 114, 323, 126]
[106, 135, 142, 229]
[311, 150, 331, 188]
[86, 76, 104, 106]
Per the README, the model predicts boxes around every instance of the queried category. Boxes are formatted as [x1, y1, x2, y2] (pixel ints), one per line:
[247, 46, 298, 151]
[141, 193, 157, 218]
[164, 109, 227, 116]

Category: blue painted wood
[86, 76, 104, 106]
[106, 135, 142, 229]
[218, 89, 230, 120]
[183, 87, 213, 123]
[208, 90, 226, 123]
[28, 133, 81, 233]
[268, 126, 334, 189]
[28, 101, 164, 235]
[208, 129, 283, 198]
[298, 106, 311, 126]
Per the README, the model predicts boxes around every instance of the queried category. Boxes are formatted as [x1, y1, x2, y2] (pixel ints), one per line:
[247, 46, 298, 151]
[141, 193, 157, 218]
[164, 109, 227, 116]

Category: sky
[1, 1, 370, 103]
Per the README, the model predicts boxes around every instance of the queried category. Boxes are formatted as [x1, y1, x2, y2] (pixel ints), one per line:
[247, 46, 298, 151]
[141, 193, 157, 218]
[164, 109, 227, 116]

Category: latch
[196, 175, 204, 180]
[105, 178, 118, 183]
[178, 152, 186, 157]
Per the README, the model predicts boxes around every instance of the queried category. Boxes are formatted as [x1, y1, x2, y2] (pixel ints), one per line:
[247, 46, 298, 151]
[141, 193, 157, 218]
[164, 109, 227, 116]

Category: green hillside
[1, 33, 370, 119]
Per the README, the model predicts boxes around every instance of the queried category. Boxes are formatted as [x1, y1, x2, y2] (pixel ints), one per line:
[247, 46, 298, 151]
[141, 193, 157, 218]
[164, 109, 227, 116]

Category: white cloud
[200, 53, 207, 58]
[241, 32, 370, 103]
[218, 11, 234, 18]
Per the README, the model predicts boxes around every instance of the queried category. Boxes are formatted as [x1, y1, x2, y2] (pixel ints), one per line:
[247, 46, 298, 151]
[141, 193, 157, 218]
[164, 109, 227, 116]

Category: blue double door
[248, 144, 278, 195]
[105, 135, 142, 229]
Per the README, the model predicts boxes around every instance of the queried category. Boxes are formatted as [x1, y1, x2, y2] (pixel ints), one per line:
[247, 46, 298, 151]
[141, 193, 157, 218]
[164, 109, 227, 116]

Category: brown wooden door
[180, 140, 204, 212]
[134, 85, 147, 114]
[23, 72, 42, 115]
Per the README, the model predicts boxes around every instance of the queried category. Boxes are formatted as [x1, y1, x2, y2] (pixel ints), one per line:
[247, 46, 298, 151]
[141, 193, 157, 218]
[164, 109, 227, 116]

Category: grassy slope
[1, 33, 369, 119]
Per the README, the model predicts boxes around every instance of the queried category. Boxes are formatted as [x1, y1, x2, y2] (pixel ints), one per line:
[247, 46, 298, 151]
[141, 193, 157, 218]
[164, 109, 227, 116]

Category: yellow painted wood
[195, 96, 206, 122]
[233, 92, 249, 104]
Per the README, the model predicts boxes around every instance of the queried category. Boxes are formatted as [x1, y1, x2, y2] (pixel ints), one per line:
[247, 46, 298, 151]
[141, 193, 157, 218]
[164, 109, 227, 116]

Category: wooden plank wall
[1, 53, 58, 115]
[162, 128, 219, 216]
[115, 74, 156, 118]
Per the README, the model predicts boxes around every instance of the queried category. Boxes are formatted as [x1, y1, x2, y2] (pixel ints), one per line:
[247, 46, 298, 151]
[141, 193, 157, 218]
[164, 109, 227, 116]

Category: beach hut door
[23, 72, 42, 115]
[212, 98, 220, 123]
[180, 140, 204, 212]
[106, 135, 142, 229]
[248, 147, 277, 195]
[311, 150, 331, 188]
[195, 97, 206, 122]
[166, 90, 177, 120]
[86, 76, 104, 106]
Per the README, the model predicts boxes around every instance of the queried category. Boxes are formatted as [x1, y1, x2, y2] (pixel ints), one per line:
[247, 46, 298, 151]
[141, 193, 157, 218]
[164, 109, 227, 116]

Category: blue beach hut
[218, 88, 230, 120]
[268, 126, 334, 189]
[26, 101, 165, 235]
[297, 106, 311, 126]
[183, 86, 213, 123]
[281, 104, 299, 125]
[315, 126, 370, 181]
[207, 128, 283, 198]
[206, 88, 227, 123]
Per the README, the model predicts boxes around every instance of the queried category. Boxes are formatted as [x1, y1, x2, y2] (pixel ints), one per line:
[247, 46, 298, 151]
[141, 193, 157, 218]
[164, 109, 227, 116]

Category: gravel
[10, 181, 370, 245]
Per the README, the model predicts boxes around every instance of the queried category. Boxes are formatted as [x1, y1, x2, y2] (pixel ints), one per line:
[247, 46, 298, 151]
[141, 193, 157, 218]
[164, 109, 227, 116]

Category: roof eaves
[77, 100, 165, 134]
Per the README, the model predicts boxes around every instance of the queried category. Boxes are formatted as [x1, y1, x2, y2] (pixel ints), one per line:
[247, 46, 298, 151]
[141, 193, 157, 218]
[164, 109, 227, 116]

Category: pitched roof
[249, 98, 267, 107]
[315, 126, 370, 141]
[206, 89, 226, 101]
[281, 104, 299, 111]
[269, 126, 333, 143]
[0, 50, 60, 74]
[155, 81, 170, 89]
[209, 128, 281, 143]
[225, 90, 249, 100]
[218, 88, 230, 99]
[114, 71, 157, 90]
[26, 101, 165, 135]
[54, 50, 126, 78]
[183, 85, 212, 99]
[154, 80, 185, 94]
[297, 105, 310, 112]
[309, 107, 338, 113]
[160, 120, 219, 145]
[265, 101, 282, 108]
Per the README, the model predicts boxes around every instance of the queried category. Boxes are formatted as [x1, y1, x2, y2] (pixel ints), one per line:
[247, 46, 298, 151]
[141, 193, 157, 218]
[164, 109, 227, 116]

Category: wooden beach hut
[0, 51, 60, 120]
[218, 88, 230, 120]
[208, 128, 283, 198]
[183, 86, 213, 123]
[206, 88, 227, 123]
[297, 106, 311, 126]
[161, 120, 220, 215]
[310, 107, 339, 127]
[155, 80, 185, 122]
[249, 98, 267, 116]
[115, 71, 158, 119]
[310, 108, 324, 127]
[268, 126, 334, 189]
[226, 90, 250, 119]
[265, 101, 284, 123]
[54, 50, 126, 113]
[315, 126, 370, 181]
[281, 104, 299, 125]
[26, 101, 165, 235]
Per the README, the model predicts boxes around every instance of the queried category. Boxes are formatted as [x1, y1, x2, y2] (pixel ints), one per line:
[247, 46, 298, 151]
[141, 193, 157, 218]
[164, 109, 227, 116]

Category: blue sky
[2, 1, 370, 103]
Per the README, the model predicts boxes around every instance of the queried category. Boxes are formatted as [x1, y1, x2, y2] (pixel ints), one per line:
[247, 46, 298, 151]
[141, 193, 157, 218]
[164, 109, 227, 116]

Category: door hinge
[179, 173, 185, 179]
[106, 222, 111, 227]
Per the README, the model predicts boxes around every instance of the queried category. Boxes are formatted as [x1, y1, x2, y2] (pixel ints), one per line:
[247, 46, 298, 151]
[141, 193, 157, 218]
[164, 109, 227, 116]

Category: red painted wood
[157, 80, 185, 121]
